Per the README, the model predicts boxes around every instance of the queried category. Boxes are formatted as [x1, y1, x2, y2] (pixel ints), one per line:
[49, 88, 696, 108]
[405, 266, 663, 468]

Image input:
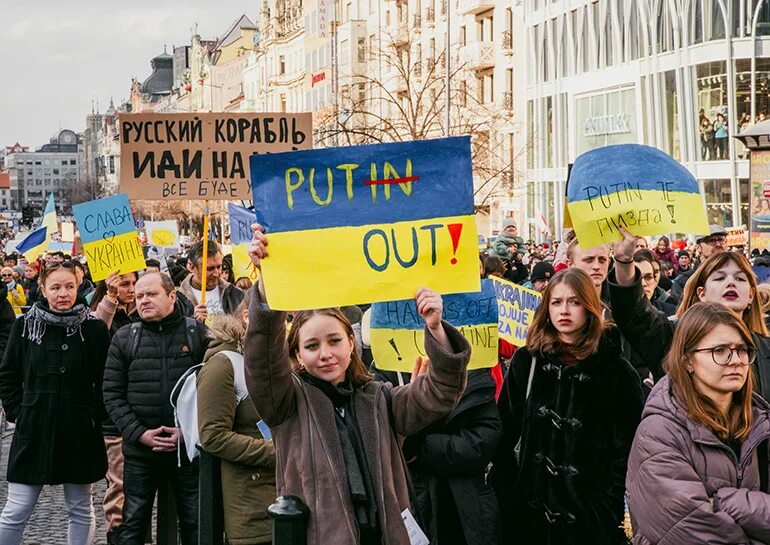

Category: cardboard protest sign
[371, 280, 498, 372]
[60, 222, 75, 242]
[73, 194, 146, 282]
[491, 276, 542, 346]
[750, 150, 770, 251]
[228, 203, 260, 283]
[250, 136, 480, 310]
[567, 144, 709, 248]
[145, 220, 179, 249]
[47, 241, 74, 254]
[119, 112, 313, 200]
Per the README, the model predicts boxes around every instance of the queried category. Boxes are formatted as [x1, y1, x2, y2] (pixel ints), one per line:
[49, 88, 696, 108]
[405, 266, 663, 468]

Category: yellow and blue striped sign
[371, 279, 498, 372]
[567, 144, 709, 248]
[228, 203, 260, 283]
[250, 137, 480, 310]
[73, 193, 146, 282]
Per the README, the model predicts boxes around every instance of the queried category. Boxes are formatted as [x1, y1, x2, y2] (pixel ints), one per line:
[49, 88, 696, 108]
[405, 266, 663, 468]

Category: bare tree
[315, 30, 528, 209]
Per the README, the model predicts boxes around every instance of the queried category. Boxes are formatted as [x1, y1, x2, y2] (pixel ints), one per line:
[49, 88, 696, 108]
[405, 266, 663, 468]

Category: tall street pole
[445, 0, 451, 136]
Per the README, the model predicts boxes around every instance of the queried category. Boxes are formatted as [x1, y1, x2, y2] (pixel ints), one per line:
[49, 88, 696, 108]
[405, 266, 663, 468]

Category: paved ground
[0, 422, 131, 545]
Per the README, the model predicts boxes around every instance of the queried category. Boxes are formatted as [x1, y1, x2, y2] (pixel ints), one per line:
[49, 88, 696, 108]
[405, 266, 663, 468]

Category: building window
[369, 35, 376, 60]
[696, 61, 728, 161]
[357, 38, 366, 62]
[109, 156, 115, 174]
[663, 70, 680, 161]
[459, 25, 466, 47]
[279, 56, 286, 75]
[704, 179, 734, 226]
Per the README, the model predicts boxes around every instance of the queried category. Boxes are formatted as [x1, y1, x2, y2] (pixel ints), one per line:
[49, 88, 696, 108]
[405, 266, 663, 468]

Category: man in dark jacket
[178, 240, 243, 324]
[103, 272, 208, 545]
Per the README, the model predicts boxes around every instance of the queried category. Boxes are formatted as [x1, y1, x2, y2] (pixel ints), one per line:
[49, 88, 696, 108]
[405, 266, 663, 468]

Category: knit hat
[502, 219, 517, 231]
[531, 261, 555, 283]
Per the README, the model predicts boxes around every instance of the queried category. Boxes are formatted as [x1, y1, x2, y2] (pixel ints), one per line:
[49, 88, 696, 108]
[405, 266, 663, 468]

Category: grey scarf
[23, 302, 92, 345]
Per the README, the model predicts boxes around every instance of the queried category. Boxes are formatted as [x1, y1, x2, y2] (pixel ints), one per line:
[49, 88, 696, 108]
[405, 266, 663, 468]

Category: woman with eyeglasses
[489, 268, 644, 545]
[610, 229, 770, 393]
[626, 303, 770, 544]
[0, 261, 110, 545]
[1, 266, 26, 315]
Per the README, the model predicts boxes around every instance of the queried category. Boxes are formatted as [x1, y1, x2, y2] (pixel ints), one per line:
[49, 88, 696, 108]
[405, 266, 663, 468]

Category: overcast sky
[0, 0, 256, 149]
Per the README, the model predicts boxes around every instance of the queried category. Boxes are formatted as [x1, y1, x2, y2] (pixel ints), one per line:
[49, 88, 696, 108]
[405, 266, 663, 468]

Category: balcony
[425, 7, 435, 24]
[459, 0, 496, 15]
[502, 91, 513, 111]
[502, 30, 513, 53]
[458, 42, 495, 70]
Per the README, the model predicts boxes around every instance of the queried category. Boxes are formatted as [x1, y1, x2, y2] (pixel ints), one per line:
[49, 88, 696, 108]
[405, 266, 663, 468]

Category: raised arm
[387, 288, 471, 436]
[609, 229, 674, 380]
[242, 223, 297, 427]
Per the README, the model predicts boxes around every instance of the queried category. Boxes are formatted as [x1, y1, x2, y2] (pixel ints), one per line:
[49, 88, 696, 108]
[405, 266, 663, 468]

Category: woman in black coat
[0, 261, 110, 545]
[402, 368, 502, 545]
[489, 268, 644, 545]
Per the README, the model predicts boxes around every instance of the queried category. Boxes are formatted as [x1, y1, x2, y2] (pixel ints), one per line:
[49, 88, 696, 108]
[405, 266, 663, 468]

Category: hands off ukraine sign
[250, 137, 480, 310]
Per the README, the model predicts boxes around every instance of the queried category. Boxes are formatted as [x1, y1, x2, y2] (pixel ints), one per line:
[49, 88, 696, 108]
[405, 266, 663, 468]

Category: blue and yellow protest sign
[228, 203, 260, 283]
[491, 276, 542, 347]
[250, 136, 480, 309]
[73, 193, 146, 282]
[567, 144, 709, 248]
[371, 280, 498, 372]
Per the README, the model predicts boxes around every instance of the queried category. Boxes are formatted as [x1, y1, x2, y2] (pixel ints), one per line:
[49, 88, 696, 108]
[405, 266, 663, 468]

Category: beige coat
[243, 293, 471, 545]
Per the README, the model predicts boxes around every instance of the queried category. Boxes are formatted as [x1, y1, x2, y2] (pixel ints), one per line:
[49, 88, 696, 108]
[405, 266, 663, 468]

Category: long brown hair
[287, 308, 372, 387]
[677, 252, 768, 336]
[526, 268, 605, 360]
[665, 302, 755, 442]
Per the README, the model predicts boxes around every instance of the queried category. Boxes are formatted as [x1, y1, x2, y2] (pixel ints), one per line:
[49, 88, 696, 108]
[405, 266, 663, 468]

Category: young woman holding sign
[0, 261, 110, 545]
[244, 223, 472, 545]
[626, 303, 770, 544]
[489, 268, 644, 545]
[609, 229, 770, 397]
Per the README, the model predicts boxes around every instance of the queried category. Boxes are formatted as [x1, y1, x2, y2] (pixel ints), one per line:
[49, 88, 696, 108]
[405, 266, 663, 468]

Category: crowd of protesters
[0, 217, 770, 545]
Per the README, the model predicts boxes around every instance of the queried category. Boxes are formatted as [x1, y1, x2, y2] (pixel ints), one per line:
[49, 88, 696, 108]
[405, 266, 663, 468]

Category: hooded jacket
[243, 289, 472, 545]
[489, 337, 645, 545]
[197, 315, 276, 545]
[626, 375, 770, 545]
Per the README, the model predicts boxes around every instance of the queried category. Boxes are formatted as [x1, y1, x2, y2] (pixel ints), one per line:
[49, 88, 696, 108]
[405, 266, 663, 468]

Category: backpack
[170, 350, 250, 464]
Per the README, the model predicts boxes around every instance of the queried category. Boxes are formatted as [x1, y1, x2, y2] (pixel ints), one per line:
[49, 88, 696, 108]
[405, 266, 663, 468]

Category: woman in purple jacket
[626, 302, 770, 545]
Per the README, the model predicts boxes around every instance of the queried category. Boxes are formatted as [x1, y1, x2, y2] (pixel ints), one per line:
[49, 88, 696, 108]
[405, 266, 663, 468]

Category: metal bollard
[268, 496, 309, 545]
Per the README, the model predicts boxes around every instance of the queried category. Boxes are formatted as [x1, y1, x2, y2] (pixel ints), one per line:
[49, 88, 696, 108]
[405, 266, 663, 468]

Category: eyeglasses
[0, 273, 12, 278]
[691, 344, 756, 366]
[702, 236, 727, 247]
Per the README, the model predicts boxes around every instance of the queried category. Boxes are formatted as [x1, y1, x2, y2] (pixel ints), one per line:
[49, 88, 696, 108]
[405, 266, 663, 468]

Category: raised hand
[415, 288, 443, 331]
[248, 223, 268, 270]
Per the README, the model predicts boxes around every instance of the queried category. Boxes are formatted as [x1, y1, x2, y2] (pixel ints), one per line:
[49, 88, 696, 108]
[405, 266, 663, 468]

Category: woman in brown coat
[626, 303, 770, 544]
[243, 224, 472, 545]
[197, 291, 275, 545]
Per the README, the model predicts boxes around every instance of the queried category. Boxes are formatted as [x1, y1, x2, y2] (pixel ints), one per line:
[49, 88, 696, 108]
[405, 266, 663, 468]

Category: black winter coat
[404, 370, 502, 545]
[607, 269, 770, 398]
[0, 283, 15, 362]
[103, 308, 208, 458]
[489, 338, 644, 545]
[0, 303, 110, 484]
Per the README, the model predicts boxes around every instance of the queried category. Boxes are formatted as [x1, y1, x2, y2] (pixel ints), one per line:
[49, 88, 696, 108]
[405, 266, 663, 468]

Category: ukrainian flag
[16, 193, 57, 261]
[250, 137, 481, 310]
[566, 144, 709, 248]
